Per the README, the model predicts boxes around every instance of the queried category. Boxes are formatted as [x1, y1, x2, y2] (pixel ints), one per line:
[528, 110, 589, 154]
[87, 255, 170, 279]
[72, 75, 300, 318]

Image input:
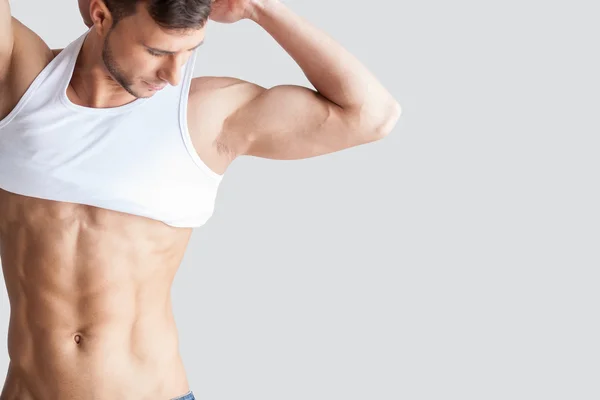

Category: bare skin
[0, 190, 194, 400]
[0, 0, 401, 398]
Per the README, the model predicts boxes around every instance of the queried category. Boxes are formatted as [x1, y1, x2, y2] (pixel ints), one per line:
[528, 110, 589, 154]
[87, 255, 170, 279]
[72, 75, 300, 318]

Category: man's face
[101, 3, 206, 98]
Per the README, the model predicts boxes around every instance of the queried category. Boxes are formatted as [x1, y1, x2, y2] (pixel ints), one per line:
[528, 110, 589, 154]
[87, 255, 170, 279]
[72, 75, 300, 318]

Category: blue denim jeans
[171, 390, 195, 400]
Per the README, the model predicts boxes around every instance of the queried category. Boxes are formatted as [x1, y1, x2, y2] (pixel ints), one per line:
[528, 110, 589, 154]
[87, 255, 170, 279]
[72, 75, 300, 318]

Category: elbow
[378, 100, 402, 138]
[362, 99, 402, 142]
[344, 97, 402, 145]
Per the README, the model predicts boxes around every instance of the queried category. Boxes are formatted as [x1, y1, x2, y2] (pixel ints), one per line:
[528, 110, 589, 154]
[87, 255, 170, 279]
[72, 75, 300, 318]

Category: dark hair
[103, 0, 212, 30]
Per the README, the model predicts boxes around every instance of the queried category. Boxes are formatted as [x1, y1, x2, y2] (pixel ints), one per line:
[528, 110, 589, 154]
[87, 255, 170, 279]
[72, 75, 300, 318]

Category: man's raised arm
[207, 0, 402, 160]
[0, 0, 15, 80]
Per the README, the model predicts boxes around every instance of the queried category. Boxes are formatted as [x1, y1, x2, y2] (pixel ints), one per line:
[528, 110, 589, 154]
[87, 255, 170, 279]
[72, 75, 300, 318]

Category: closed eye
[144, 40, 204, 57]
[147, 49, 165, 57]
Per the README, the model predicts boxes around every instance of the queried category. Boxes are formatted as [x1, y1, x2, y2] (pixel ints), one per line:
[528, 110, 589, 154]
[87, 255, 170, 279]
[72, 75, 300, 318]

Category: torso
[0, 191, 193, 400]
[0, 22, 230, 400]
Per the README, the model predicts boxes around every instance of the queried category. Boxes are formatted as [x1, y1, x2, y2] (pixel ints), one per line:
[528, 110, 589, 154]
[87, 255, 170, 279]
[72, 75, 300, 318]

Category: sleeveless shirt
[0, 28, 223, 228]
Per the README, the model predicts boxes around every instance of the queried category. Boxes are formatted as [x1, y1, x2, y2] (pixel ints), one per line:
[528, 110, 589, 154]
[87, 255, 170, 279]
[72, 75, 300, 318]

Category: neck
[69, 27, 137, 108]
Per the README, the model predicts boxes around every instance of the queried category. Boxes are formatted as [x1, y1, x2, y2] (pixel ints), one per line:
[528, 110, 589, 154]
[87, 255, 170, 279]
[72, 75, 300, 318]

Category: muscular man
[0, 0, 401, 398]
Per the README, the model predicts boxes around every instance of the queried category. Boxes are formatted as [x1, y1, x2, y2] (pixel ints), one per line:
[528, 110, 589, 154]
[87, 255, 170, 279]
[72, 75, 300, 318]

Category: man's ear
[87, 0, 117, 36]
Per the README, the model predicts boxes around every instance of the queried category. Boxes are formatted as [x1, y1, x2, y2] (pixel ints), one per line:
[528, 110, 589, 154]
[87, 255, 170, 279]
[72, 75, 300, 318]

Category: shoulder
[187, 76, 267, 155]
[189, 76, 266, 109]
[188, 76, 267, 130]
[187, 77, 253, 135]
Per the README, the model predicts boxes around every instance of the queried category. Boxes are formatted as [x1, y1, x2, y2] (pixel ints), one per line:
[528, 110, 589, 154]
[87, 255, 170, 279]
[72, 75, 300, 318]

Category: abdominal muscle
[0, 189, 195, 400]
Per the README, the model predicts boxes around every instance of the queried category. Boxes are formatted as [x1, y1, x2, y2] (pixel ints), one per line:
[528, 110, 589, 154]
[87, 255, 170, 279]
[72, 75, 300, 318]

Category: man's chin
[137, 91, 155, 99]
[134, 85, 162, 98]
[124, 86, 153, 99]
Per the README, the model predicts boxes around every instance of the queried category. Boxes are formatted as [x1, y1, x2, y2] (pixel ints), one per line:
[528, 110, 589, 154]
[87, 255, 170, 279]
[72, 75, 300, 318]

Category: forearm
[249, 0, 400, 115]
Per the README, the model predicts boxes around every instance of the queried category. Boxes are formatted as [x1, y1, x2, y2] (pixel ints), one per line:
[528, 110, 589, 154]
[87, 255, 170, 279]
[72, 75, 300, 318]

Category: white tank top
[0, 28, 224, 228]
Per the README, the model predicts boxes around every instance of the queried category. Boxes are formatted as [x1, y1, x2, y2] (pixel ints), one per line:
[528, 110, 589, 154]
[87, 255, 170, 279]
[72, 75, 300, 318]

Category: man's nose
[159, 55, 184, 87]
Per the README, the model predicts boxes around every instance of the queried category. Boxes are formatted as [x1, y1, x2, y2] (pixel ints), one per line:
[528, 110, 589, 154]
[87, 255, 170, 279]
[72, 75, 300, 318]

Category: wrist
[247, 0, 280, 24]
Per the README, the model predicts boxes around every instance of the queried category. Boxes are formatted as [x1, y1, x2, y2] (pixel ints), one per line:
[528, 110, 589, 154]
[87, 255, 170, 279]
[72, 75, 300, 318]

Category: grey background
[2, 0, 599, 399]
